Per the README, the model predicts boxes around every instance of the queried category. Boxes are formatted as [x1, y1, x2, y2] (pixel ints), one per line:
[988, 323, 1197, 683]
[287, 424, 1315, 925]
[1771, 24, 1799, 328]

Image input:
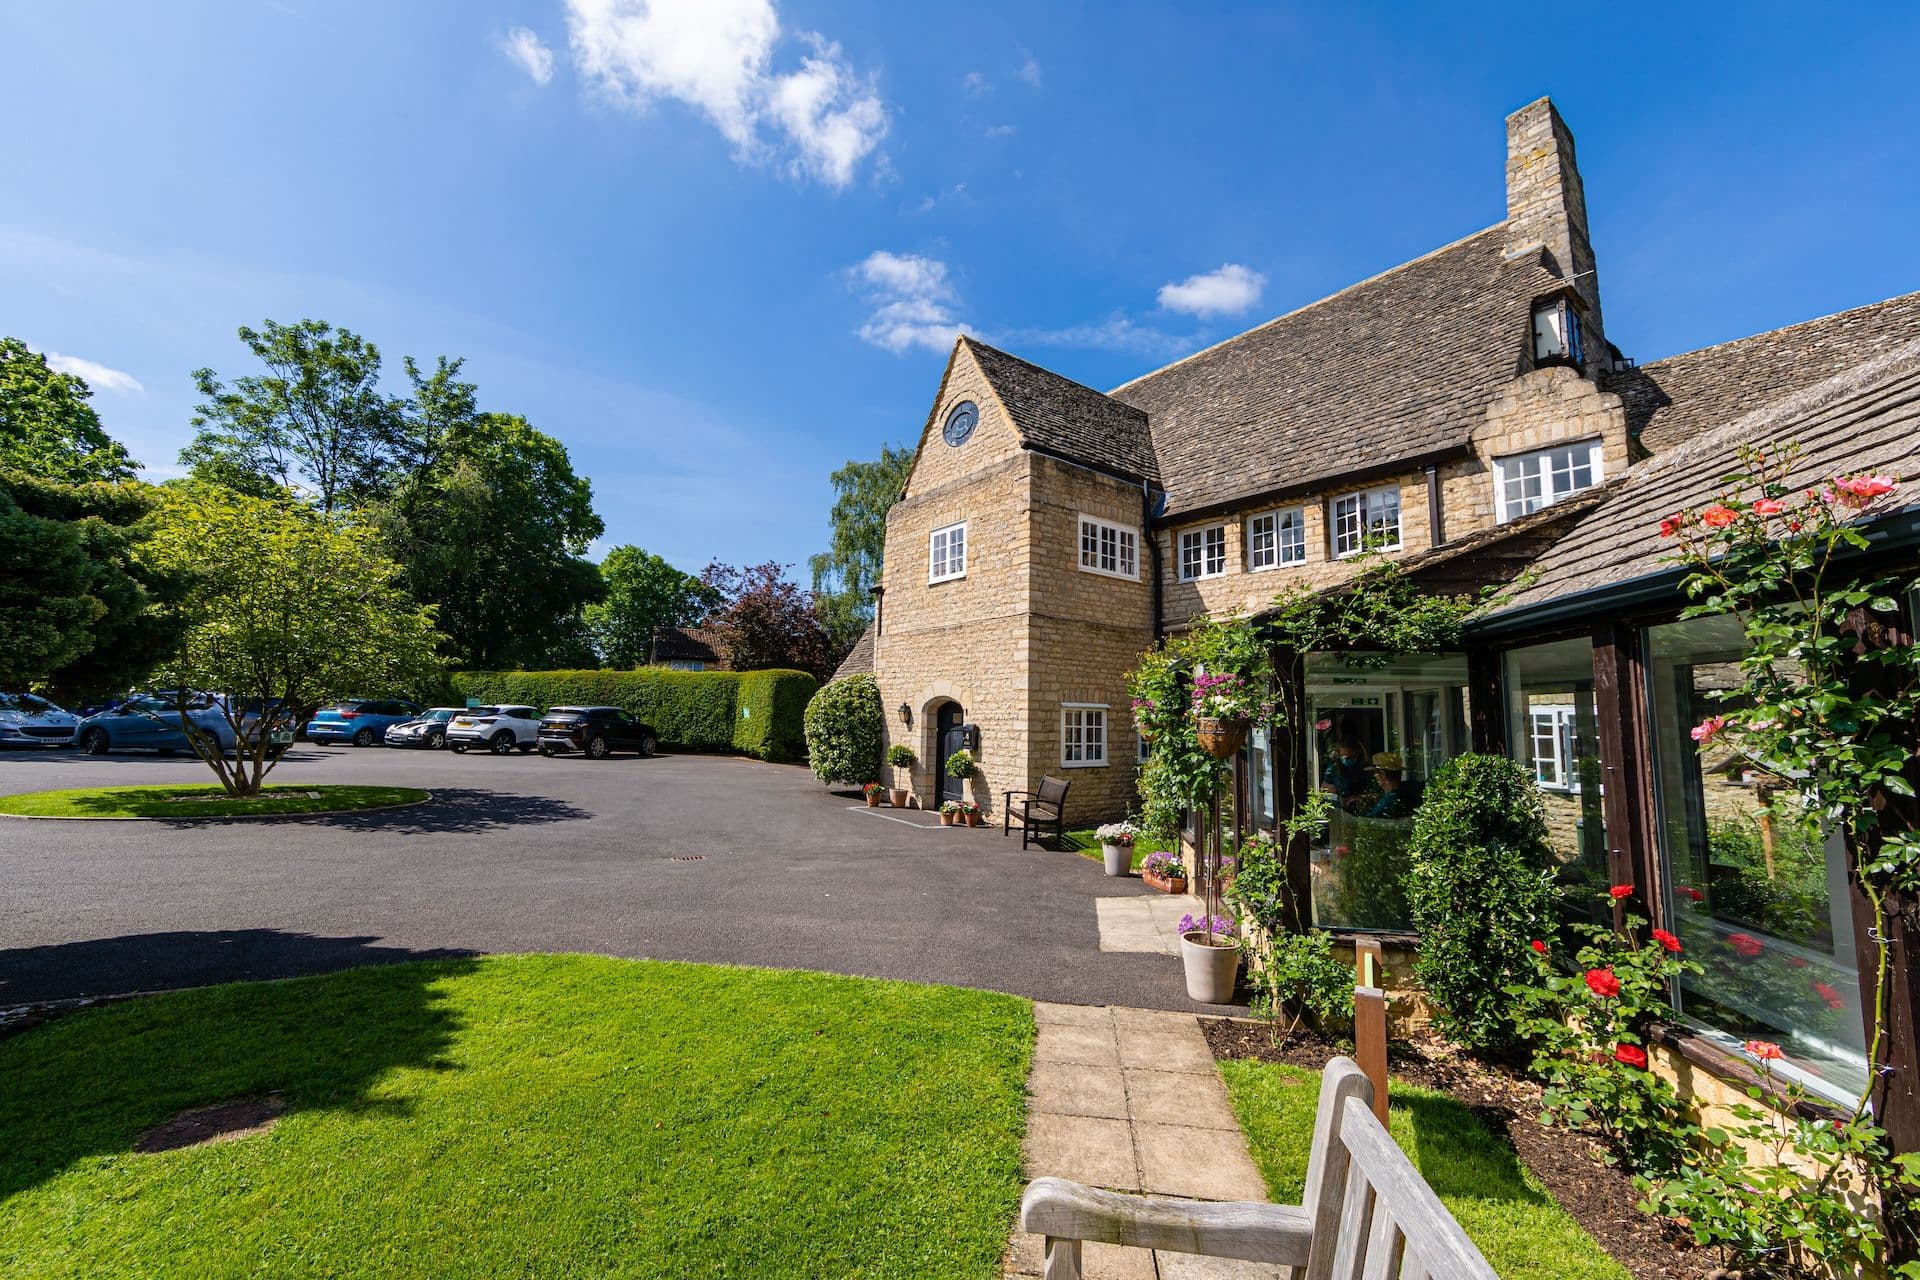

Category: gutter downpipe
[1143, 478, 1164, 641]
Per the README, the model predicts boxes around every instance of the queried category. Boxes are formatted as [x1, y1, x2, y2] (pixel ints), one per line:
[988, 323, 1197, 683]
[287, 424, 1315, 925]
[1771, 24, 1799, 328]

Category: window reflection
[1502, 638, 1609, 920]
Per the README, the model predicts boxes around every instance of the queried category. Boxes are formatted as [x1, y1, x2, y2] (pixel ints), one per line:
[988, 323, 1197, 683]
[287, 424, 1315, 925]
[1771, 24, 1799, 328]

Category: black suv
[537, 706, 658, 760]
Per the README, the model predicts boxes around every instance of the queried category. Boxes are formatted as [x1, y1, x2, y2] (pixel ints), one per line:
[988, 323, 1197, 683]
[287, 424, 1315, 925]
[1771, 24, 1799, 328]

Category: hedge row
[448, 668, 818, 761]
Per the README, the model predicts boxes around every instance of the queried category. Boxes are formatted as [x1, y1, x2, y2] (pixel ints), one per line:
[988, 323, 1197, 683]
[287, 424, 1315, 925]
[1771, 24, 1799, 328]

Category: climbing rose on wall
[1651, 929, 1683, 954]
[1584, 968, 1621, 998]
[1614, 1043, 1649, 1069]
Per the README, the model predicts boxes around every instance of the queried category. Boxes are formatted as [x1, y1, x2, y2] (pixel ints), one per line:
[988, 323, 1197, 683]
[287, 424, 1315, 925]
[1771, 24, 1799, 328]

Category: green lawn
[0, 955, 1034, 1278]
[1062, 828, 1174, 872]
[1218, 1059, 1627, 1280]
[0, 783, 427, 819]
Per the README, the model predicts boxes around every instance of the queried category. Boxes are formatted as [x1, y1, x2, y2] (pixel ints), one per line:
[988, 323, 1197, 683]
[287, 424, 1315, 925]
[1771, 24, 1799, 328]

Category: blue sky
[5, 2, 1918, 575]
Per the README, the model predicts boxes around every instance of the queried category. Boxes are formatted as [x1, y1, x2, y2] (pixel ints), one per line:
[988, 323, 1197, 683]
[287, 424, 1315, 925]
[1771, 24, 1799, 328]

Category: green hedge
[449, 668, 816, 762]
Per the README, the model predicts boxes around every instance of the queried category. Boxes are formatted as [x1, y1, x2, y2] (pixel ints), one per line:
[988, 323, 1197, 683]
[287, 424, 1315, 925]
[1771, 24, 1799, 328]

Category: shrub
[452, 668, 738, 752]
[1229, 831, 1354, 1037]
[886, 743, 917, 770]
[731, 668, 817, 762]
[1404, 753, 1560, 1054]
[944, 748, 975, 778]
[802, 674, 884, 783]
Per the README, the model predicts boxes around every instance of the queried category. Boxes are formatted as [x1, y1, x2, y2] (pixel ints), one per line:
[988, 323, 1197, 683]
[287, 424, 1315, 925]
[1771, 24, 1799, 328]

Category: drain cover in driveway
[666, 854, 708, 861]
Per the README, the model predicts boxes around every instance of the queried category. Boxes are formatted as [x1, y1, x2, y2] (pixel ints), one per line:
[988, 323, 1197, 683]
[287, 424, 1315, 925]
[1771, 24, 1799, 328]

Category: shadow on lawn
[100, 786, 592, 832]
[0, 927, 479, 1004]
[0, 950, 480, 1202]
[1396, 1089, 1554, 1209]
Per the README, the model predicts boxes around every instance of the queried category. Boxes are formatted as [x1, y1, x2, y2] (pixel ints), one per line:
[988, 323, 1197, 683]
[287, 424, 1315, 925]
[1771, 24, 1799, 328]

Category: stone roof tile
[960, 337, 1160, 483]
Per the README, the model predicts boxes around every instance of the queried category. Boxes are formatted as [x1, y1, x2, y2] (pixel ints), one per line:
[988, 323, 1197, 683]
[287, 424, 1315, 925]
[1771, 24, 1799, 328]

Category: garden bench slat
[1019, 1057, 1498, 1280]
[1002, 774, 1070, 849]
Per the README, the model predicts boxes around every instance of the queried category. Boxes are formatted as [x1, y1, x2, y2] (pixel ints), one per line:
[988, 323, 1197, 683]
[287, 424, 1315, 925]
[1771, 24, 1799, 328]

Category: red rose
[1530, 939, 1547, 954]
[1728, 933, 1764, 959]
[1608, 884, 1634, 900]
[1701, 504, 1739, 529]
[1813, 981, 1845, 1010]
[1614, 1043, 1648, 1069]
[1658, 514, 1683, 538]
[1651, 928, 1682, 954]
[1584, 968, 1621, 998]
[1676, 885, 1704, 903]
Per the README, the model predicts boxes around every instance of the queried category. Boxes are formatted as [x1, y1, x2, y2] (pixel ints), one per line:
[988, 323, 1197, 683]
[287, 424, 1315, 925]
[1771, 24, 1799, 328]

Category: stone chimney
[1505, 97, 1604, 350]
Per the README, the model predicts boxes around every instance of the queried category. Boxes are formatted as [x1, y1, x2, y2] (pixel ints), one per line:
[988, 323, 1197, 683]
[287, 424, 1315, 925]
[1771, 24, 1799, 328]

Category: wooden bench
[1002, 775, 1071, 850]
[1019, 1057, 1496, 1280]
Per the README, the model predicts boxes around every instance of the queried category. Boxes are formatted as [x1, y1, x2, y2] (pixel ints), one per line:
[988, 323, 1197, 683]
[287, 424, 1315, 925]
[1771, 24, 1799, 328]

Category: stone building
[846, 95, 1920, 832]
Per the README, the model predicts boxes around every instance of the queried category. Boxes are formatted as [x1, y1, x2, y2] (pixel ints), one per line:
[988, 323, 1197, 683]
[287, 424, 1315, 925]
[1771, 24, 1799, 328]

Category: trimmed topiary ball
[803, 674, 885, 784]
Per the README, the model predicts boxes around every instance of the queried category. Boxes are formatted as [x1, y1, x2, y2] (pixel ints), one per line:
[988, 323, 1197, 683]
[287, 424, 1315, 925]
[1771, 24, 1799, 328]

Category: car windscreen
[0, 693, 56, 713]
[462, 706, 500, 716]
[425, 709, 458, 721]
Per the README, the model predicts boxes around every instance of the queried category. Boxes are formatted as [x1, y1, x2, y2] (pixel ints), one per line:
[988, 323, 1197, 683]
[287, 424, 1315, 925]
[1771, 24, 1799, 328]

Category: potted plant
[938, 800, 961, 825]
[1141, 851, 1187, 894]
[885, 743, 916, 808]
[1191, 671, 1256, 759]
[1179, 911, 1239, 1004]
[1096, 820, 1138, 877]
[862, 782, 884, 808]
[959, 799, 983, 827]
[944, 748, 976, 783]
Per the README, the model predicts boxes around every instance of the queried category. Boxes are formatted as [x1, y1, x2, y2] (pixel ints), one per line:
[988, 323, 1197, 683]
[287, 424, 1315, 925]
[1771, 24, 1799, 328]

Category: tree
[373, 363, 604, 669]
[0, 472, 179, 696]
[0, 338, 139, 483]
[701, 561, 833, 680]
[809, 444, 913, 654]
[803, 674, 885, 784]
[180, 319, 414, 512]
[137, 486, 442, 794]
[586, 546, 721, 667]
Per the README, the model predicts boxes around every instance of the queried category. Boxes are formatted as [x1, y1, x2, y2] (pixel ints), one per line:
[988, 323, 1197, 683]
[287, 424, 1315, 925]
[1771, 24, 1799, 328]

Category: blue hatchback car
[304, 699, 423, 747]
[76, 693, 237, 756]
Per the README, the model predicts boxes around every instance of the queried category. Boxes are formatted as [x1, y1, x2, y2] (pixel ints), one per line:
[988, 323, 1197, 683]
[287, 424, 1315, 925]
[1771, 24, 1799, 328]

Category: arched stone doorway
[931, 701, 969, 806]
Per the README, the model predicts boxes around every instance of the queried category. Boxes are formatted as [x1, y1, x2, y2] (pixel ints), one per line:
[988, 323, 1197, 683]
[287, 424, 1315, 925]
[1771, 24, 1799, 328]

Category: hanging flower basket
[1194, 716, 1248, 759]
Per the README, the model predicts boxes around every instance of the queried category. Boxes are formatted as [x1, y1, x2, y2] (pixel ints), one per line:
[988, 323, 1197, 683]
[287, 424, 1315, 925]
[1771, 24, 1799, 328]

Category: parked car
[445, 706, 541, 755]
[76, 693, 237, 755]
[384, 707, 464, 749]
[0, 692, 82, 749]
[304, 700, 424, 747]
[538, 706, 659, 760]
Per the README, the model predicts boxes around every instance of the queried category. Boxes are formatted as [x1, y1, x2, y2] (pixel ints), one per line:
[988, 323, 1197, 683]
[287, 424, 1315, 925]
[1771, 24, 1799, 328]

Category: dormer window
[1532, 295, 1585, 366]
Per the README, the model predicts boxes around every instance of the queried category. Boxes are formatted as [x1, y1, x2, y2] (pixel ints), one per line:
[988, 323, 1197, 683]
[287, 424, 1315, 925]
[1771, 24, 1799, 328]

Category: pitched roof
[958, 337, 1159, 484]
[832, 623, 874, 680]
[1484, 338, 1920, 627]
[1111, 227, 1566, 518]
[1611, 291, 1920, 453]
[650, 625, 727, 666]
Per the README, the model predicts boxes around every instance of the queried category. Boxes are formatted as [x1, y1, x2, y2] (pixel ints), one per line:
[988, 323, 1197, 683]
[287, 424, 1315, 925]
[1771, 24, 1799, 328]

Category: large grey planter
[1180, 933, 1240, 1004]
[1102, 842, 1131, 876]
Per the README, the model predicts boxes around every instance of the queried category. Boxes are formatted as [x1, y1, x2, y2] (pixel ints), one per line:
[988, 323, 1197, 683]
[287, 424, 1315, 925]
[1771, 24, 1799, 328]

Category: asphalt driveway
[0, 745, 1223, 1012]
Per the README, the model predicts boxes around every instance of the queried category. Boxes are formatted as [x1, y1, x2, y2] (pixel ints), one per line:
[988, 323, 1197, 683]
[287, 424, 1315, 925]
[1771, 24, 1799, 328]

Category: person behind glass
[1355, 752, 1409, 819]
[1321, 737, 1371, 801]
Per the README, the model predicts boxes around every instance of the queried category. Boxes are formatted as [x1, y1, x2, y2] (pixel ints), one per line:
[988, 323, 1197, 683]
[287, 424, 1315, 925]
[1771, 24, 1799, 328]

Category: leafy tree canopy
[809, 444, 913, 653]
[0, 472, 180, 696]
[180, 319, 416, 513]
[139, 485, 443, 794]
[701, 561, 833, 681]
[586, 545, 721, 668]
[0, 338, 139, 484]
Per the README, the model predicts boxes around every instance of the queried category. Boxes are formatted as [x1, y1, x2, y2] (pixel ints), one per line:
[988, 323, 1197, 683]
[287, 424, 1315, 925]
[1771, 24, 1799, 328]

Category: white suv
[445, 705, 541, 755]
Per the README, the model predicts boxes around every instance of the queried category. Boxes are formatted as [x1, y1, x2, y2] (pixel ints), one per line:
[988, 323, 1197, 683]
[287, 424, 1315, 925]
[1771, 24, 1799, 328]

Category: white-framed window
[1177, 524, 1227, 580]
[1061, 704, 1108, 767]
[1528, 704, 1578, 791]
[929, 521, 967, 583]
[1332, 485, 1401, 557]
[1495, 439, 1604, 523]
[1246, 507, 1307, 571]
[1078, 515, 1138, 579]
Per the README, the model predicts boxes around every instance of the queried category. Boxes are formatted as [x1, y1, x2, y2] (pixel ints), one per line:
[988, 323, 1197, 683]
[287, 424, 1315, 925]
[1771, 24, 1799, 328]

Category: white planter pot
[1102, 842, 1131, 876]
[1180, 933, 1241, 1004]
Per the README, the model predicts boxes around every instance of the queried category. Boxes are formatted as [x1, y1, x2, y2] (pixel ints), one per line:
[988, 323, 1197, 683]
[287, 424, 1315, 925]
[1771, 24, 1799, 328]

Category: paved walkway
[1095, 893, 1204, 954]
[1005, 1002, 1282, 1279]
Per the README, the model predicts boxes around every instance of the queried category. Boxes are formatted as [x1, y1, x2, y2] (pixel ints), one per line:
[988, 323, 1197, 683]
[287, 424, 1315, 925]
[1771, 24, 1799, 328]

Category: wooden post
[1465, 646, 1505, 756]
[1271, 644, 1313, 930]
[1353, 935, 1390, 1126]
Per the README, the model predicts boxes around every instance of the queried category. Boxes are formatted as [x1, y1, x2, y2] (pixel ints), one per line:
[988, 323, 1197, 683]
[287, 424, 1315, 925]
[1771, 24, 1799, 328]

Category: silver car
[0, 692, 80, 748]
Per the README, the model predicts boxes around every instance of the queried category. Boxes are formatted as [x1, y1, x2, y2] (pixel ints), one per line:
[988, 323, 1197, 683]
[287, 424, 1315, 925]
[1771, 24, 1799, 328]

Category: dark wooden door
[936, 703, 967, 804]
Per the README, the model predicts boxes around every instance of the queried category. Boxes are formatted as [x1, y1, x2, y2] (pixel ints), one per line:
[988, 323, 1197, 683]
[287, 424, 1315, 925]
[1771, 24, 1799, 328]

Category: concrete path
[1095, 894, 1204, 955]
[1005, 1002, 1282, 1279]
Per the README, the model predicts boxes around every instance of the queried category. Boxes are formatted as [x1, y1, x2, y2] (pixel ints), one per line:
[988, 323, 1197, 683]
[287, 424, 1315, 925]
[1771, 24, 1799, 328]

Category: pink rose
[1690, 716, 1727, 744]
[1752, 497, 1785, 516]
[1700, 504, 1739, 529]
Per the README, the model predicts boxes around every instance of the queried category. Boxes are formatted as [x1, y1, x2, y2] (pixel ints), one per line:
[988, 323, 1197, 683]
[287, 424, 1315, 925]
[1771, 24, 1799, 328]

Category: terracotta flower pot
[1102, 842, 1131, 876]
[1180, 932, 1240, 1003]
[965, 811, 982, 827]
[1142, 869, 1187, 895]
[1195, 716, 1249, 760]
[941, 811, 955, 825]
[889, 788, 910, 808]
[865, 793, 881, 808]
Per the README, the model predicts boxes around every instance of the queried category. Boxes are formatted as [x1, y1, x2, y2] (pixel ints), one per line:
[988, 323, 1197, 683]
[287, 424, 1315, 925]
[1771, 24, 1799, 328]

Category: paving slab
[1133, 1119, 1268, 1201]
[1117, 1027, 1218, 1074]
[1023, 1111, 1139, 1190]
[1123, 1067, 1242, 1131]
[1034, 1000, 1114, 1027]
[1036, 1020, 1121, 1066]
[1029, 1060, 1128, 1120]
[1155, 1253, 1291, 1279]
[1004, 1232, 1159, 1279]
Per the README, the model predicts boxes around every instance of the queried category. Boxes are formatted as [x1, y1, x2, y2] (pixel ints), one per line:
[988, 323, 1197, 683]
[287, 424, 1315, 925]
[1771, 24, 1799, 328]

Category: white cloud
[45, 352, 144, 394]
[499, 26, 556, 85]
[1015, 52, 1042, 87]
[851, 251, 969, 354]
[1157, 263, 1266, 318]
[1007, 315, 1195, 360]
[984, 123, 1016, 139]
[566, 0, 888, 190]
[962, 70, 988, 94]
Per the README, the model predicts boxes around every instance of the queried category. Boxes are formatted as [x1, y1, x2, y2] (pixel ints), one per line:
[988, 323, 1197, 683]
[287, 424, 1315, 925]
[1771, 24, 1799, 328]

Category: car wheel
[79, 727, 110, 755]
[586, 735, 610, 760]
[353, 727, 377, 748]
[428, 731, 445, 750]
[489, 730, 516, 756]
[636, 732, 657, 758]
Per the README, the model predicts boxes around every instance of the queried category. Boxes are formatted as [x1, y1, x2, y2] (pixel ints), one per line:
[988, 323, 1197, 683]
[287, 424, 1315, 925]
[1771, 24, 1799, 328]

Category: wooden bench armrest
[1018, 1178, 1312, 1266]
[1002, 789, 1040, 801]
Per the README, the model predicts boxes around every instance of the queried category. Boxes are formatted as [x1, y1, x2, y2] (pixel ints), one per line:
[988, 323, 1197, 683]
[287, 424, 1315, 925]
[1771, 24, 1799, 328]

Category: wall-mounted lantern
[898, 703, 912, 728]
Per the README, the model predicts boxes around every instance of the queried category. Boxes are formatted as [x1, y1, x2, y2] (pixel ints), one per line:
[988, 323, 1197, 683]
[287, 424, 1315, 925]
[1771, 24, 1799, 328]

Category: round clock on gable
[942, 401, 978, 447]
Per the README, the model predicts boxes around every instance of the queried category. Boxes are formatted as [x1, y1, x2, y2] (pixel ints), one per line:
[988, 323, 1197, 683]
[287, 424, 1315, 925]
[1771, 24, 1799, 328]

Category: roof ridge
[1639, 289, 1920, 371]
[960, 335, 1143, 412]
[1106, 223, 1509, 396]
